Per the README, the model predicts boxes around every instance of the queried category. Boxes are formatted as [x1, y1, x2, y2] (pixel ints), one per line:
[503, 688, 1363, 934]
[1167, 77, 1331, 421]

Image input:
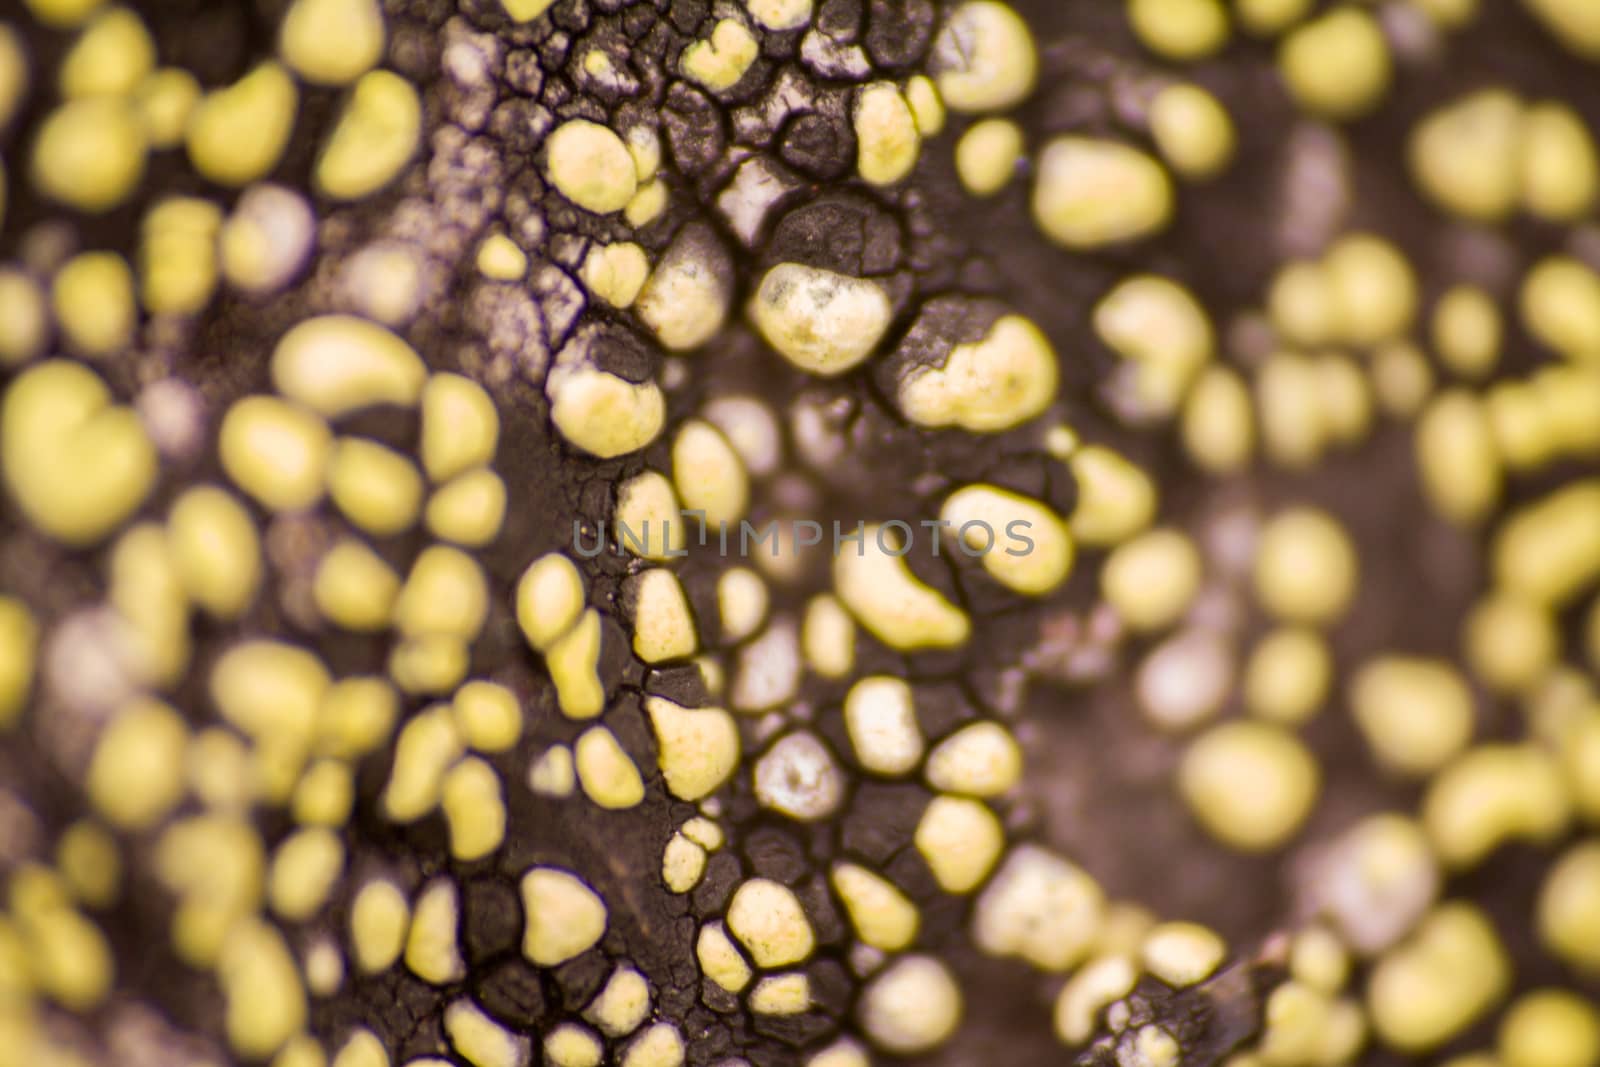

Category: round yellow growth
[24, 0, 107, 27]
[1127, 0, 1229, 60]
[581, 242, 650, 308]
[1142, 921, 1226, 987]
[393, 545, 488, 640]
[1055, 955, 1139, 1045]
[30, 97, 146, 212]
[219, 395, 331, 512]
[420, 375, 497, 484]
[1095, 274, 1214, 416]
[645, 695, 740, 801]
[267, 828, 344, 921]
[904, 75, 945, 136]
[515, 552, 585, 653]
[672, 419, 748, 527]
[1149, 83, 1236, 180]
[1416, 389, 1500, 525]
[941, 484, 1074, 596]
[898, 314, 1059, 432]
[291, 758, 354, 826]
[0, 270, 47, 366]
[314, 539, 399, 631]
[1497, 990, 1600, 1067]
[620, 1023, 685, 1067]
[452, 680, 521, 753]
[441, 756, 507, 860]
[584, 965, 652, 1037]
[575, 725, 645, 809]
[1521, 256, 1600, 360]
[1423, 743, 1569, 869]
[749, 263, 892, 377]
[1182, 366, 1253, 473]
[927, 722, 1022, 798]
[56, 820, 120, 908]
[137, 67, 202, 149]
[843, 676, 922, 776]
[855, 82, 921, 186]
[1256, 354, 1328, 464]
[1278, 9, 1390, 120]
[279, 0, 385, 86]
[218, 919, 307, 1059]
[168, 486, 261, 619]
[60, 7, 155, 98]
[802, 594, 855, 680]
[1366, 903, 1510, 1053]
[955, 118, 1022, 197]
[1372, 340, 1435, 418]
[2, 360, 157, 545]
[350, 879, 408, 973]
[1252, 507, 1357, 624]
[1523, 0, 1600, 58]
[972, 844, 1104, 971]
[271, 315, 426, 417]
[833, 524, 971, 651]
[1101, 528, 1201, 632]
[1539, 841, 1600, 974]
[1179, 721, 1320, 852]
[831, 863, 920, 951]
[1463, 593, 1558, 694]
[381, 703, 463, 821]
[51, 250, 135, 358]
[858, 955, 963, 1055]
[87, 698, 188, 829]
[1432, 284, 1502, 382]
[1494, 481, 1600, 605]
[680, 19, 758, 91]
[748, 0, 812, 30]
[186, 63, 298, 187]
[1521, 102, 1599, 222]
[548, 366, 665, 459]
[141, 196, 223, 316]
[1069, 445, 1156, 547]
[405, 877, 465, 984]
[697, 921, 752, 992]
[546, 1024, 604, 1067]
[750, 973, 810, 1016]
[1243, 627, 1330, 726]
[1032, 137, 1172, 249]
[426, 467, 506, 546]
[1409, 90, 1523, 222]
[327, 438, 423, 536]
[447, 998, 532, 1067]
[1351, 657, 1475, 777]
[914, 794, 1004, 893]
[546, 119, 637, 214]
[726, 878, 815, 967]
[629, 567, 698, 664]
[931, 1, 1037, 113]
[1324, 233, 1417, 347]
[546, 609, 606, 720]
[316, 70, 421, 200]
[0, 597, 37, 731]
[663, 833, 706, 893]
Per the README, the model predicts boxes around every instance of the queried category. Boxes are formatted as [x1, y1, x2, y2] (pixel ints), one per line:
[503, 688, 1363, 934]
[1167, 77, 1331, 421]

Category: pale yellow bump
[292, 759, 355, 827]
[30, 97, 146, 212]
[389, 636, 470, 697]
[272, 315, 426, 417]
[581, 242, 650, 308]
[575, 726, 645, 810]
[314, 539, 401, 632]
[1408, 90, 1523, 221]
[316, 70, 420, 201]
[751, 973, 811, 1016]
[931, 0, 1038, 113]
[834, 524, 971, 651]
[1278, 8, 1391, 120]
[1032, 137, 1172, 249]
[973, 844, 1105, 972]
[1366, 902, 1510, 1053]
[628, 568, 698, 664]
[446, 997, 531, 1067]
[392, 545, 488, 639]
[154, 813, 265, 965]
[273, 1034, 329, 1067]
[681, 19, 759, 92]
[0, 597, 36, 730]
[1095, 273, 1215, 417]
[1497, 989, 1600, 1067]
[1054, 954, 1139, 1045]
[476, 234, 527, 281]
[620, 1023, 684, 1067]
[544, 1024, 603, 1067]
[546, 608, 606, 720]
[279, 0, 385, 87]
[0, 270, 48, 366]
[441, 757, 507, 861]
[350, 879, 409, 974]
[1492, 480, 1600, 606]
[1101, 528, 1201, 633]
[924, 721, 1021, 797]
[451, 680, 521, 753]
[858, 954, 963, 1055]
[186, 62, 298, 187]
[954, 117, 1021, 197]
[1150, 83, 1236, 180]
[1253, 507, 1357, 624]
[60, 6, 153, 96]
[330, 1029, 387, 1067]
[167, 485, 260, 619]
[1422, 743, 1570, 869]
[801, 594, 855, 680]
[1243, 627, 1330, 726]
[831, 863, 919, 952]
[545, 119, 637, 214]
[727, 877, 814, 967]
[1522, 0, 1600, 59]
[269, 828, 345, 922]
[905, 75, 945, 136]
[421, 373, 498, 483]
[673, 419, 748, 528]
[914, 795, 1004, 893]
[1068, 445, 1156, 547]
[941, 484, 1075, 596]
[140, 195, 222, 315]
[899, 313, 1058, 432]
[697, 921, 753, 992]
[1538, 841, 1600, 974]
[584, 965, 651, 1038]
[85, 697, 186, 829]
[219, 395, 332, 512]
[1371, 340, 1435, 418]
[51, 251, 134, 358]
[1521, 255, 1600, 360]
[56, 821, 120, 908]
[381, 703, 464, 822]
[1141, 921, 1226, 987]
[1464, 593, 1559, 695]
[426, 468, 506, 547]
[751, 263, 892, 377]
[547, 366, 665, 458]
[516, 552, 586, 653]
[645, 695, 740, 801]
[1181, 366, 1254, 473]
[521, 866, 607, 966]
[136, 67, 201, 149]
[1324, 233, 1417, 347]
[1520, 101, 1599, 222]
[1128, 0, 1229, 60]
[501, 0, 557, 21]
[662, 834, 707, 893]
[405, 877, 465, 984]
[1179, 721, 1320, 852]
[219, 918, 307, 1059]
[529, 745, 576, 797]
[1415, 389, 1500, 525]
[855, 81, 921, 186]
